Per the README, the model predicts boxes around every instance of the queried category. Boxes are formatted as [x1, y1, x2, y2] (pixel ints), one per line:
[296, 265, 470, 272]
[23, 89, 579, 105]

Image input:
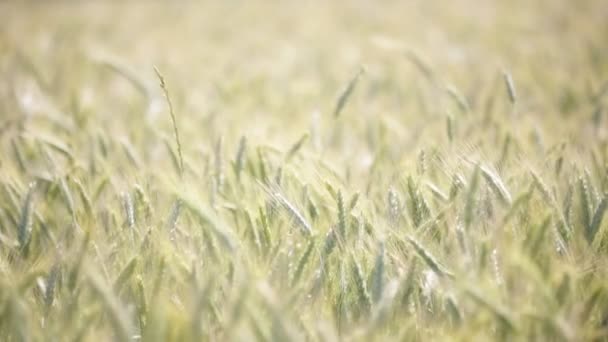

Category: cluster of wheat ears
[1, 1, 607, 341]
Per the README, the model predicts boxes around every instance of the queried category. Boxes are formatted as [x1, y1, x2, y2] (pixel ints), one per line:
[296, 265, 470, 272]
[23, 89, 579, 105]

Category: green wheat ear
[18, 182, 36, 255]
[336, 190, 347, 239]
[502, 70, 517, 104]
[480, 165, 512, 205]
[370, 242, 385, 304]
[285, 132, 309, 162]
[406, 236, 453, 278]
[291, 238, 315, 286]
[334, 67, 365, 117]
[588, 194, 607, 245]
[351, 254, 372, 312]
[464, 166, 480, 230]
[233, 136, 247, 181]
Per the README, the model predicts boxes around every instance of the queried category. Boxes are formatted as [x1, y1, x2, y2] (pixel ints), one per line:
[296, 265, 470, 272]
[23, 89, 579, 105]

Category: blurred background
[1, 1, 607, 172]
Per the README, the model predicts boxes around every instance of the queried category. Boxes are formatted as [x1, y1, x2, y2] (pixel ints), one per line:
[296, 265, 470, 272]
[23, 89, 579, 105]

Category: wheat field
[1, 1, 608, 341]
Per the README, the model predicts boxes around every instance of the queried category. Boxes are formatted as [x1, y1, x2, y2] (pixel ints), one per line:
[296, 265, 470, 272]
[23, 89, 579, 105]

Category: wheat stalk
[154, 66, 184, 178]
